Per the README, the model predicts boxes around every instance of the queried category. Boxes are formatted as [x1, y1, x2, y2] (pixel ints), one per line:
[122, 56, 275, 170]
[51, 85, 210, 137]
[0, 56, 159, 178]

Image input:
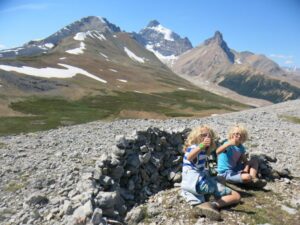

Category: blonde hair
[228, 124, 248, 143]
[183, 125, 218, 153]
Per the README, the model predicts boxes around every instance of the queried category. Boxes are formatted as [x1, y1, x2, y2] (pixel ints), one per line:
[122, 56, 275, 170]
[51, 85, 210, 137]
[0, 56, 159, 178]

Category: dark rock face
[133, 20, 193, 56]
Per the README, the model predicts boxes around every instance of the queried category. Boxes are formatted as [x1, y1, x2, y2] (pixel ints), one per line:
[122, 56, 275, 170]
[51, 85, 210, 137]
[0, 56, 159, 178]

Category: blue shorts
[196, 176, 232, 198]
[219, 163, 245, 183]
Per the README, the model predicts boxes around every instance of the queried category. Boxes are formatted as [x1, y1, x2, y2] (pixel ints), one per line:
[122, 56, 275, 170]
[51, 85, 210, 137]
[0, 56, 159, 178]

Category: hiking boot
[252, 178, 267, 188]
[194, 202, 221, 221]
[246, 178, 267, 188]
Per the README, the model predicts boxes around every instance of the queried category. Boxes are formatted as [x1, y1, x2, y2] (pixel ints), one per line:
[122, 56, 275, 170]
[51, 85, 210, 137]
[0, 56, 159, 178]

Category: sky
[0, 0, 299, 68]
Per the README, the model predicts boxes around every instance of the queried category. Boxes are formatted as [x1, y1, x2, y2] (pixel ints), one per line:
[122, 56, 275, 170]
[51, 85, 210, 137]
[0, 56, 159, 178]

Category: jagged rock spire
[204, 31, 234, 63]
[147, 20, 160, 27]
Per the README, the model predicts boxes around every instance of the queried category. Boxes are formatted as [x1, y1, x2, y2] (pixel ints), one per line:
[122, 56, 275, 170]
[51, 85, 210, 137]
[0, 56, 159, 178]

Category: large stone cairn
[60, 127, 291, 225]
[63, 127, 190, 224]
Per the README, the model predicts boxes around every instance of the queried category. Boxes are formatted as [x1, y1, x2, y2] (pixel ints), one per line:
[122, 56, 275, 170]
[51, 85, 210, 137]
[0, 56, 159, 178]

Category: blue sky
[0, 0, 299, 68]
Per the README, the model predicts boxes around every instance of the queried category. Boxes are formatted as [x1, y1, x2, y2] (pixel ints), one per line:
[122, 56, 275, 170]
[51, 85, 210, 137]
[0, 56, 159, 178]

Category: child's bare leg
[243, 164, 250, 173]
[241, 173, 252, 183]
[248, 158, 259, 179]
[215, 190, 241, 208]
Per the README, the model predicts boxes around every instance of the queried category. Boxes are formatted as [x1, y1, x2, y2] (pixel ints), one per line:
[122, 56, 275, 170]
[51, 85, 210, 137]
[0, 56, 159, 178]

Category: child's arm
[186, 137, 211, 161]
[216, 139, 235, 155]
[186, 144, 206, 161]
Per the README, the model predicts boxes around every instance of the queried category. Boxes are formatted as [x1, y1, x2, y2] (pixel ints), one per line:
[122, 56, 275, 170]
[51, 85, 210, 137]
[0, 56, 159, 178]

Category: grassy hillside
[219, 72, 300, 103]
[0, 90, 248, 136]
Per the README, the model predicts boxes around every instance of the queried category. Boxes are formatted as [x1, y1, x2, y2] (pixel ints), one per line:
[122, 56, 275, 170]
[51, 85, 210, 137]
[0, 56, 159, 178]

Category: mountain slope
[0, 17, 248, 133]
[172, 31, 300, 103]
[172, 31, 233, 80]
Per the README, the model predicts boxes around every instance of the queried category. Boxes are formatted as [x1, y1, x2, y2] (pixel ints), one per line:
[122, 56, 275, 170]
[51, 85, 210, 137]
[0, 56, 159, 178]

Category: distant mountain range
[0, 16, 247, 122]
[0, 15, 299, 115]
[172, 31, 300, 103]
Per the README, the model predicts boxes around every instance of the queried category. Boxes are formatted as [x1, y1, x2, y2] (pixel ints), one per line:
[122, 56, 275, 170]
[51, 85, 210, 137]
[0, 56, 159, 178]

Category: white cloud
[269, 54, 293, 59]
[284, 60, 294, 64]
[1, 3, 49, 13]
[0, 44, 6, 50]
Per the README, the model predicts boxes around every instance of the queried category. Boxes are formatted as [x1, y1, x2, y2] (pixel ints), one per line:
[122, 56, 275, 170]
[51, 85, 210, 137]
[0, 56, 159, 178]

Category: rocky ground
[0, 99, 300, 224]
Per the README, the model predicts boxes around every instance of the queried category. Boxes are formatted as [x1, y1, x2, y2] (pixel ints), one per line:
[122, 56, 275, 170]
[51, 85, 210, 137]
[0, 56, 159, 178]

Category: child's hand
[202, 137, 211, 148]
[228, 139, 238, 146]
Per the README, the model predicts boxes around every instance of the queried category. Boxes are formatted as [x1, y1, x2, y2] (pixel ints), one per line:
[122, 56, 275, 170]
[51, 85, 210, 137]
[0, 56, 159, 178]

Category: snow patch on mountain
[117, 79, 127, 83]
[66, 42, 86, 55]
[235, 58, 242, 64]
[148, 24, 174, 41]
[0, 63, 107, 83]
[97, 16, 107, 24]
[146, 44, 177, 65]
[44, 43, 54, 49]
[124, 47, 145, 63]
[99, 52, 108, 58]
[38, 43, 55, 50]
[74, 32, 87, 41]
[93, 31, 106, 41]
[0, 48, 24, 53]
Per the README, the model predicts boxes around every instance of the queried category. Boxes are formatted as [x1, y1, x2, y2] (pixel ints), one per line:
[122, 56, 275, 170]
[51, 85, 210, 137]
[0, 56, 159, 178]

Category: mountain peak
[66, 16, 121, 34]
[204, 30, 224, 45]
[134, 20, 193, 59]
[204, 31, 234, 63]
[147, 20, 160, 27]
[213, 31, 223, 43]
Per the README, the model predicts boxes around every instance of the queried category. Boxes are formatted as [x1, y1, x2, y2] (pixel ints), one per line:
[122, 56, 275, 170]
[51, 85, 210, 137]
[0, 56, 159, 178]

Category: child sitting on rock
[181, 125, 240, 221]
[216, 124, 267, 188]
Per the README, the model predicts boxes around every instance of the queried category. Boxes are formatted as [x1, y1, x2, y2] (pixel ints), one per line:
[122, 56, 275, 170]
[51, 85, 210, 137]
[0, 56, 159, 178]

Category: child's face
[231, 128, 243, 144]
[200, 128, 211, 141]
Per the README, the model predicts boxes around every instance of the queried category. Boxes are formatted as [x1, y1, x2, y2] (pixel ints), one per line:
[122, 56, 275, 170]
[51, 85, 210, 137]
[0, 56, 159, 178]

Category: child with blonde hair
[216, 124, 266, 188]
[181, 125, 240, 221]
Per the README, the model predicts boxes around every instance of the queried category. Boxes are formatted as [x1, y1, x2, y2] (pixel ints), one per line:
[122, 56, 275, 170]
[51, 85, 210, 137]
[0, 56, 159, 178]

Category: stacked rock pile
[61, 128, 291, 224]
[60, 127, 189, 224]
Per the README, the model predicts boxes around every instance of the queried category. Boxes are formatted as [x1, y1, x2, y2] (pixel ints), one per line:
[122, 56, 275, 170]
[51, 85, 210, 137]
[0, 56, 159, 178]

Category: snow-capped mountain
[0, 16, 215, 117]
[0, 16, 121, 58]
[1, 16, 299, 107]
[132, 20, 193, 65]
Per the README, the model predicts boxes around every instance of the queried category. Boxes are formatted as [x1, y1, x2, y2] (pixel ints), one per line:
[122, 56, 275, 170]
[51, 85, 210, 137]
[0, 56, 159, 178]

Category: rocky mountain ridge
[1, 16, 299, 106]
[0, 16, 121, 58]
[2, 16, 227, 120]
[132, 20, 193, 65]
[172, 31, 300, 103]
[0, 99, 299, 224]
